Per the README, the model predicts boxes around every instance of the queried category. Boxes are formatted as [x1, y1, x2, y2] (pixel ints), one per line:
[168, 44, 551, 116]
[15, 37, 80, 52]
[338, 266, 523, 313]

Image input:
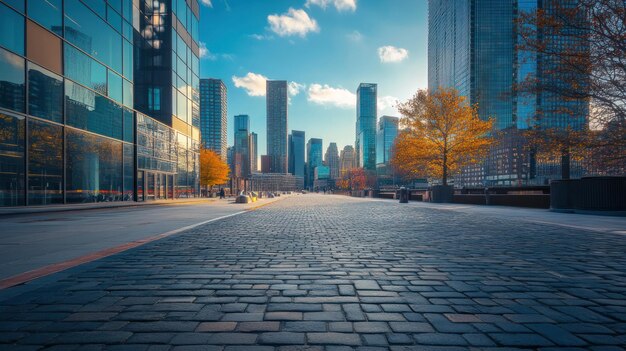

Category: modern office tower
[0, 0, 201, 207]
[325, 142, 340, 180]
[340, 145, 357, 178]
[428, 0, 588, 185]
[200, 78, 227, 160]
[266, 80, 288, 173]
[250, 132, 258, 173]
[306, 138, 323, 188]
[376, 116, 399, 166]
[234, 115, 250, 178]
[289, 130, 306, 178]
[356, 83, 378, 171]
[313, 165, 330, 189]
[261, 155, 271, 173]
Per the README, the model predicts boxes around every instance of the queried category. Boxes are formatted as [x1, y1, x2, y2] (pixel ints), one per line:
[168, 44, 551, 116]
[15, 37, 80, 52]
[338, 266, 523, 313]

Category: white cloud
[200, 0, 212, 7]
[378, 95, 400, 115]
[378, 46, 409, 63]
[288, 82, 306, 96]
[250, 33, 273, 41]
[268, 8, 319, 37]
[232, 72, 268, 97]
[307, 84, 356, 109]
[306, 0, 356, 12]
[199, 42, 216, 60]
[346, 30, 362, 42]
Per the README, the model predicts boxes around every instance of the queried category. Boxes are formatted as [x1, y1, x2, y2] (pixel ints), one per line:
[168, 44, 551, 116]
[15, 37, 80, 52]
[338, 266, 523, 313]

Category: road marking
[0, 210, 248, 290]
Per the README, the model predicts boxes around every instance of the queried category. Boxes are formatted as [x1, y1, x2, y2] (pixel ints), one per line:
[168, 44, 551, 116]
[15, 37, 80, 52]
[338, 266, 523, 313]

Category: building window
[0, 111, 25, 206]
[65, 80, 123, 140]
[28, 0, 62, 36]
[28, 62, 63, 123]
[0, 48, 25, 113]
[0, 3, 24, 55]
[66, 128, 123, 203]
[64, 43, 107, 95]
[28, 118, 63, 205]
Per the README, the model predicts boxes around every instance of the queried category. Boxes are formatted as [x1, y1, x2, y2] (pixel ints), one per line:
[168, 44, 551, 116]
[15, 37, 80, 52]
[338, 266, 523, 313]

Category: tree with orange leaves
[199, 148, 230, 190]
[391, 88, 494, 186]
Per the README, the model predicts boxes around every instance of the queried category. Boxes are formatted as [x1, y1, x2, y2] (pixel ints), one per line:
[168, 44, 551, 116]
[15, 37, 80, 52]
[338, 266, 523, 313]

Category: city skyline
[199, 0, 428, 152]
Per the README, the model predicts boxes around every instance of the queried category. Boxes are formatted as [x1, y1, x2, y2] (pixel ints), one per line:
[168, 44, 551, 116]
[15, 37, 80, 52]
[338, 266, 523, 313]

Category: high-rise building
[306, 138, 323, 188]
[339, 145, 357, 178]
[234, 115, 250, 178]
[356, 83, 377, 171]
[0, 0, 201, 207]
[261, 155, 271, 173]
[289, 130, 305, 178]
[266, 80, 288, 173]
[376, 116, 399, 166]
[428, 0, 588, 185]
[250, 132, 258, 173]
[324, 142, 340, 180]
[200, 78, 227, 160]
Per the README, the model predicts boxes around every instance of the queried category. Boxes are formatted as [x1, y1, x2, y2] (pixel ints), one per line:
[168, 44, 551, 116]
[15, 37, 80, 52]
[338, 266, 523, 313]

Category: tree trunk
[442, 152, 448, 186]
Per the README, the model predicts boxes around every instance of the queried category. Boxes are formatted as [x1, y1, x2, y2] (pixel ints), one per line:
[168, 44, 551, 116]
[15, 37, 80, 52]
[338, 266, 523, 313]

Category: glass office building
[0, 0, 200, 207]
[306, 138, 322, 188]
[266, 80, 288, 174]
[428, 0, 588, 186]
[289, 130, 305, 178]
[376, 116, 399, 166]
[200, 78, 227, 160]
[324, 142, 339, 180]
[356, 83, 377, 171]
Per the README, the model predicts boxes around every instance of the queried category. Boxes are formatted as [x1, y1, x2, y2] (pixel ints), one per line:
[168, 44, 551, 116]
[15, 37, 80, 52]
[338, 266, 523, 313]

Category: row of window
[0, 112, 133, 206]
[0, 47, 133, 142]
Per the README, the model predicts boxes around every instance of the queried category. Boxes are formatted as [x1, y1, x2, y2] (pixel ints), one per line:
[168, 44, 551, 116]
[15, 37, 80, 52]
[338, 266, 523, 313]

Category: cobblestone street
[1, 194, 625, 350]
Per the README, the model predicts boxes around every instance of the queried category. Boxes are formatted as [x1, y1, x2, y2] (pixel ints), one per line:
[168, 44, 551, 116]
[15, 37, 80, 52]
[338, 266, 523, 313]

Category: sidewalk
[361, 196, 626, 234]
[0, 197, 224, 217]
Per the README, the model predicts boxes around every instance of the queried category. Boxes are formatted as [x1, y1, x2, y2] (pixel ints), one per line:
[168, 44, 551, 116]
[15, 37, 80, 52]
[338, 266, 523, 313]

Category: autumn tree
[199, 148, 230, 191]
[517, 0, 626, 175]
[391, 88, 494, 186]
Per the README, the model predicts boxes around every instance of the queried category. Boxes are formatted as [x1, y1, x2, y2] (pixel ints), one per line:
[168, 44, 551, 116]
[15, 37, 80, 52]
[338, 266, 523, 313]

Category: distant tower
[306, 138, 323, 188]
[340, 145, 357, 178]
[200, 79, 227, 160]
[289, 130, 306, 178]
[249, 132, 258, 172]
[266, 80, 288, 173]
[325, 142, 340, 180]
[234, 115, 250, 178]
[356, 83, 377, 171]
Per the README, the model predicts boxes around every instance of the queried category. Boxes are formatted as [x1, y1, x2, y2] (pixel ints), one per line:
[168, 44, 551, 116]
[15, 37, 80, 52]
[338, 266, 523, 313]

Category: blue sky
[199, 0, 428, 154]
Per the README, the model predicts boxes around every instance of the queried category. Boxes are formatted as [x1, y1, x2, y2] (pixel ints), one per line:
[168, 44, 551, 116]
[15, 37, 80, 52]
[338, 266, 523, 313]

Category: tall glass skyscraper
[289, 130, 305, 178]
[234, 114, 250, 178]
[306, 138, 323, 188]
[266, 80, 288, 173]
[428, 0, 588, 185]
[200, 78, 227, 160]
[376, 116, 399, 166]
[356, 83, 377, 171]
[249, 132, 258, 173]
[0, 0, 201, 207]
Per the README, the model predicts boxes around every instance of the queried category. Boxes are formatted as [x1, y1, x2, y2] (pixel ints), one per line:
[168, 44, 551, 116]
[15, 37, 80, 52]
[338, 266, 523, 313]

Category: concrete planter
[430, 185, 454, 203]
[551, 176, 626, 216]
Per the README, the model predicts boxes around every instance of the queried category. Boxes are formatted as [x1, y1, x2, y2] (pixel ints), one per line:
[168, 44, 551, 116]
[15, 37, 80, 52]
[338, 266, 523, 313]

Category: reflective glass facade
[306, 138, 323, 188]
[233, 115, 250, 178]
[356, 83, 377, 170]
[376, 116, 399, 166]
[0, 0, 200, 207]
[289, 130, 305, 178]
[200, 78, 227, 160]
[266, 80, 288, 173]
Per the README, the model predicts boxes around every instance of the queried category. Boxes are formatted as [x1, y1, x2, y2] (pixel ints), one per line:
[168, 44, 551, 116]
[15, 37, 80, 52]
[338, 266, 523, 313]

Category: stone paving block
[237, 321, 280, 332]
[307, 332, 362, 346]
[303, 312, 344, 321]
[258, 332, 305, 345]
[265, 312, 303, 321]
[283, 321, 327, 332]
[196, 322, 237, 332]
[353, 322, 390, 333]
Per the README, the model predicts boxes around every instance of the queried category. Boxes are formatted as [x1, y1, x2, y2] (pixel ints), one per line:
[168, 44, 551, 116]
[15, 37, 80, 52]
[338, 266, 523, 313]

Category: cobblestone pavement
[1, 194, 625, 350]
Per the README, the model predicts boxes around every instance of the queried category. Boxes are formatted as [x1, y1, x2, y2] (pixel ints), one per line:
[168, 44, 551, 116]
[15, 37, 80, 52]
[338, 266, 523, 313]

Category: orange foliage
[199, 148, 230, 188]
[391, 88, 494, 185]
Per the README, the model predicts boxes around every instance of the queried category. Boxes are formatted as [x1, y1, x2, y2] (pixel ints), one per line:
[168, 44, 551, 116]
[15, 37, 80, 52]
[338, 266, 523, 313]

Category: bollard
[399, 187, 408, 203]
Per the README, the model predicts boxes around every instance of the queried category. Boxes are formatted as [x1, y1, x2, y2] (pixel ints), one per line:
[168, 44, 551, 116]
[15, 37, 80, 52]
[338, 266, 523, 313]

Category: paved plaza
[1, 194, 625, 350]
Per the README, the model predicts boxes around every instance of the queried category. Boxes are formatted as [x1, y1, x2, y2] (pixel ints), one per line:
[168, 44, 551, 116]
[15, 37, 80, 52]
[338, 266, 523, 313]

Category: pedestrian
[219, 188, 225, 199]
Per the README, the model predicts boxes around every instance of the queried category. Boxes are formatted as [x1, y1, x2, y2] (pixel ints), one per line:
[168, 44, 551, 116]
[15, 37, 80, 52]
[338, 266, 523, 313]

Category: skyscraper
[266, 80, 288, 173]
[250, 132, 258, 173]
[356, 83, 377, 171]
[234, 115, 250, 178]
[325, 142, 340, 180]
[428, 0, 588, 185]
[289, 130, 306, 178]
[376, 116, 399, 166]
[306, 138, 323, 188]
[0, 0, 201, 207]
[200, 78, 227, 160]
[340, 145, 357, 178]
